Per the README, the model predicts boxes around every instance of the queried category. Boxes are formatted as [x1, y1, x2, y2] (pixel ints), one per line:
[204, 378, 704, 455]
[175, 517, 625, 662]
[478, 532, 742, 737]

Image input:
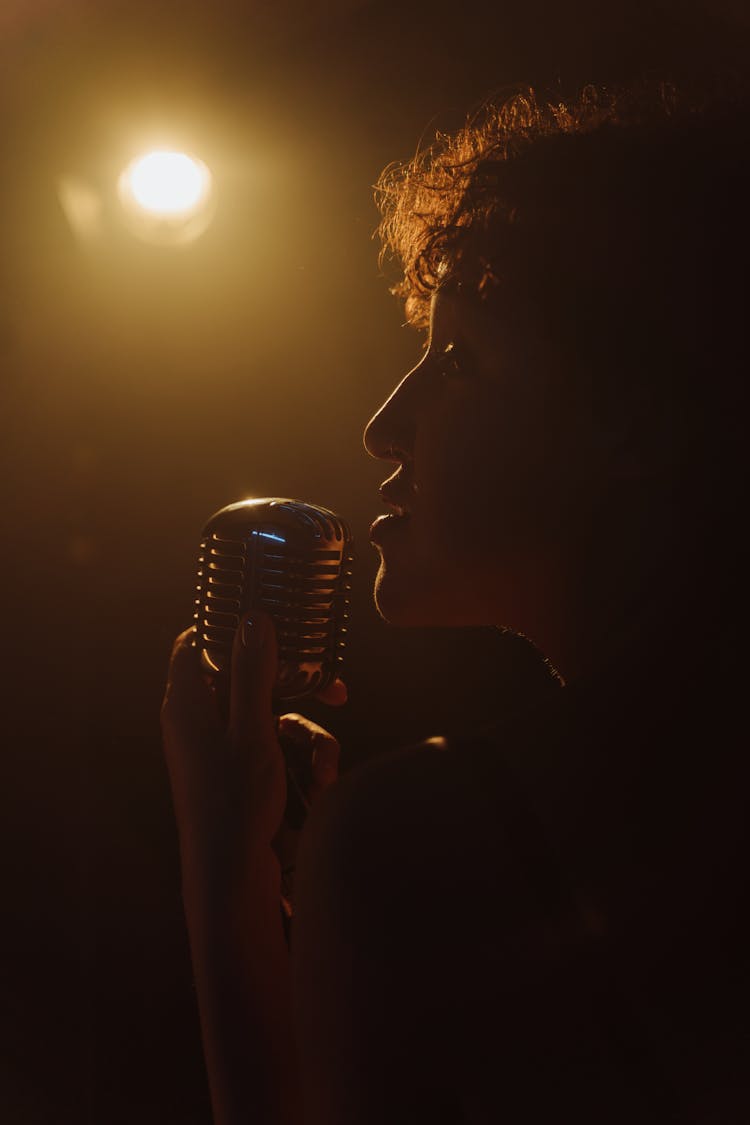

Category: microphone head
[194, 498, 353, 701]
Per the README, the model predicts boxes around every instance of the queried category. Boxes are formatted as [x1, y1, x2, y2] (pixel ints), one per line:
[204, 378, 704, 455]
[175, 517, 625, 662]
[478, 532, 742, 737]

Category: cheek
[372, 388, 594, 627]
[419, 392, 561, 554]
[422, 393, 593, 571]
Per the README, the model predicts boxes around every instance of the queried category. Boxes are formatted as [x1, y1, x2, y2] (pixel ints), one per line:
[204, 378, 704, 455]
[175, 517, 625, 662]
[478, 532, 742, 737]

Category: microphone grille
[193, 498, 353, 701]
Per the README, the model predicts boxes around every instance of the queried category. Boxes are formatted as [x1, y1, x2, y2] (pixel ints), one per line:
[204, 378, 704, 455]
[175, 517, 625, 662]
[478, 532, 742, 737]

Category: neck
[536, 489, 700, 689]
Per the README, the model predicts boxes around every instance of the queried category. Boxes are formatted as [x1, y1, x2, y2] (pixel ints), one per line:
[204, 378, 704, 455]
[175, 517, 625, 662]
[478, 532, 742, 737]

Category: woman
[162, 84, 749, 1124]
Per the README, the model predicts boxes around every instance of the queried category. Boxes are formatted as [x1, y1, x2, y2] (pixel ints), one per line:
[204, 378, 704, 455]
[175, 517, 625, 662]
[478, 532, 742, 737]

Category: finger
[278, 713, 341, 801]
[161, 626, 220, 742]
[228, 610, 280, 752]
[161, 628, 224, 812]
[314, 677, 348, 707]
[276, 711, 331, 744]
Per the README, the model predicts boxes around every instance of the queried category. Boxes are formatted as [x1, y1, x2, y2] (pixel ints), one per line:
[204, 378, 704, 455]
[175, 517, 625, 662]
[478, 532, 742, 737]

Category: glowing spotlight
[118, 149, 214, 246]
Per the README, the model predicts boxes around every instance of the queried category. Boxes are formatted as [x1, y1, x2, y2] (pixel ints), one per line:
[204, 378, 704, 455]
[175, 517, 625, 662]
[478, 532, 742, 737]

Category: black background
[1, 2, 747, 1120]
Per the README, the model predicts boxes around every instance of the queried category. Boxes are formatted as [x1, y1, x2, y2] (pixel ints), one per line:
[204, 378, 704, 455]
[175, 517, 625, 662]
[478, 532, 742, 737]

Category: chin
[373, 549, 545, 634]
[373, 560, 477, 628]
[374, 562, 436, 626]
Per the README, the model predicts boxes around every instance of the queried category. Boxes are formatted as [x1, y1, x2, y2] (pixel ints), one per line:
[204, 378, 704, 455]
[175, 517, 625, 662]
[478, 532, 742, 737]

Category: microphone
[193, 497, 353, 829]
[194, 497, 353, 698]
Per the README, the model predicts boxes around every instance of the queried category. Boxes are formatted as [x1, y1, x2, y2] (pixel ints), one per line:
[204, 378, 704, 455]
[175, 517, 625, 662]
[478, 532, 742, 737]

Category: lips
[378, 467, 417, 517]
[370, 468, 415, 545]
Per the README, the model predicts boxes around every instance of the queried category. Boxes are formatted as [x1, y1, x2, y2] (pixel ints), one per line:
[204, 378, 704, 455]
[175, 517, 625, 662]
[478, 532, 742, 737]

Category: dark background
[1, 2, 747, 1120]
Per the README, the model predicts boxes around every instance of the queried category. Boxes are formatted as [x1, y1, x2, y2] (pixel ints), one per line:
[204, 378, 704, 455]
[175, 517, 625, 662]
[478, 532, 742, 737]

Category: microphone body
[194, 497, 353, 702]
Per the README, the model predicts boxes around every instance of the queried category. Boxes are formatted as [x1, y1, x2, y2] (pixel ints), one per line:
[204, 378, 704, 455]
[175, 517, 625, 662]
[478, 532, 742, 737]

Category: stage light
[123, 151, 210, 216]
[117, 149, 215, 246]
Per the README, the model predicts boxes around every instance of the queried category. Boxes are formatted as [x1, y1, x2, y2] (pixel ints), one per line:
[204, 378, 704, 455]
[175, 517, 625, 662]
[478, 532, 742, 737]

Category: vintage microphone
[193, 497, 353, 829]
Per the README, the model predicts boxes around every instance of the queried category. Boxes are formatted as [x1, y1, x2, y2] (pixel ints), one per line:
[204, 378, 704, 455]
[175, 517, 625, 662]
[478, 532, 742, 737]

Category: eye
[436, 341, 474, 381]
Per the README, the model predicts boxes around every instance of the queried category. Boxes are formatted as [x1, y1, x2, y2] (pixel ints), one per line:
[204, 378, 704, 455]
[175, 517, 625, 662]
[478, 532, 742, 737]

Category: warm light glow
[117, 148, 215, 245]
[120, 150, 211, 217]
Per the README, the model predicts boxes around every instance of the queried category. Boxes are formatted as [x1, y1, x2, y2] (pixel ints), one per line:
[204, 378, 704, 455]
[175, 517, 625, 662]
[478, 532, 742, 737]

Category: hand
[161, 611, 345, 911]
[162, 611, 345, 1124]
[273, 708, 343, 898]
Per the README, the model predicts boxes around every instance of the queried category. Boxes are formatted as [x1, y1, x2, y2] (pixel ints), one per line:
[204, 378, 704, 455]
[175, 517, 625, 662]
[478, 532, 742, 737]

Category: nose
[363, 367, 419, 463]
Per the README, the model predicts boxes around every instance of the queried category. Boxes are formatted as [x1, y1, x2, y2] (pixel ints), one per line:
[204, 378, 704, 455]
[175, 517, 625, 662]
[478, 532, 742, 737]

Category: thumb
[228, 610, 280, 751]
[161, 626, 223, 790]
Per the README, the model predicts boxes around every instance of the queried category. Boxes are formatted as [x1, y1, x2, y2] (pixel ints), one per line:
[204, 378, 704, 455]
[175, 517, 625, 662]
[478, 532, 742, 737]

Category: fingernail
[242, 616, 266, 650]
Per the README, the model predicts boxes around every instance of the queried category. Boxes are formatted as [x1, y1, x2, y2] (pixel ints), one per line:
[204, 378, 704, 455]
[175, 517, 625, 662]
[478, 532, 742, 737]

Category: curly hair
[375, 82, 749, 378]
[376, 85, 651, 327]
[375, 80, 750, 498]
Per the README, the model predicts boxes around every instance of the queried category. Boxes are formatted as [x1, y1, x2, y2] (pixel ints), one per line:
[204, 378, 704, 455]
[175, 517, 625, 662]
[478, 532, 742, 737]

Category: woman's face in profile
[364, 285, 602, 642]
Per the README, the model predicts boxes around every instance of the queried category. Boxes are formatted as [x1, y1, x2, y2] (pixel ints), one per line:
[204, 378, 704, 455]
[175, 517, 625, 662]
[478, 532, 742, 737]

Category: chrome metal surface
[193, 498, 353, 701]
